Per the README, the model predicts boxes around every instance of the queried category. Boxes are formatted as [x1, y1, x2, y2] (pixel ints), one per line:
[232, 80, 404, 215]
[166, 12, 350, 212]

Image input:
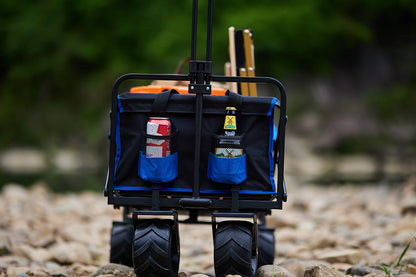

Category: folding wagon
[105, 1, 288, 276]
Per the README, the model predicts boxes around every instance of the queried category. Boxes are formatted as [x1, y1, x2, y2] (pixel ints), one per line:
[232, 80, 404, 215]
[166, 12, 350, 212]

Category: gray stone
[19, 244, 53, 263]
[51, 274, 68, 277]
[402, 255, 416, 266]
[184, 245, 205, 256]
[401, 200, 416, 216]
[70, 263, 98, 276]
[31, 235, 56, 248]
[48, 267, 72, 277]
[51, 242, 92, 265]
[362, 273, 388, 277]
[0, 255, 29, 269]
[369, 263, 385, 271]
[299, 260, 333, 270]
[15, 273, 30, 277]
[346, 265, 373, 276]
[6, 267, 30, 277]
[366, 236, 393, 252]
[91, 263, 134, 277]
[29, 269, 49, 277]
[309, 233, 337, 249]
[408, 264, 416, 275]
[0, 232, 12, 256]
[278, 259, 305, 277]
[255, 265, 292, 277]
[304, 265, 346, 277]
[44, 261, 61, 271]
[315, 249, 363, 264]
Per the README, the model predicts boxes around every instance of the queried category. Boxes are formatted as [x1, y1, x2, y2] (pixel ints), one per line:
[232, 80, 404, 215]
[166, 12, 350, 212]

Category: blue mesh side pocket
[207, 152, 247, 185]
[138, 151, 178, 183]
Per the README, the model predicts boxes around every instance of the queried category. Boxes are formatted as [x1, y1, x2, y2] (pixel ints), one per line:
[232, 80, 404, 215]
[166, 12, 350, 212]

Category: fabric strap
[151, 89, 179, 113]
[152, 89, 243, 112]
[225, 90, 243, 110]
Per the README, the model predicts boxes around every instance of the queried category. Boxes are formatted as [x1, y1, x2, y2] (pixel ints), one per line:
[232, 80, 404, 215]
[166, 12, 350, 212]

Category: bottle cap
[225, 107, 237, 111]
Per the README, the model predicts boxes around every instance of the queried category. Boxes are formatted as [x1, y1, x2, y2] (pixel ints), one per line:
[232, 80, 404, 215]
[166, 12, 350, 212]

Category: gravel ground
[0, 176, 415, 277]
[1, 135, 416, 277]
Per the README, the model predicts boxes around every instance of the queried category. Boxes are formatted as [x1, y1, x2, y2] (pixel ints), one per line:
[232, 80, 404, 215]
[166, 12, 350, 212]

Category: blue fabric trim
[267, 97, 278, 116]
[273, 125, 278, 142]
[114, 96, 124, 181]
[114, 186, 190, 192]
[113, 186, 275, 195]
[207, 153, 247, 185]
[275, 99, 281, 108]
[201, 189, 274, 195]
[114, 110, 121, 180]
[114, 186, 153, 191]
[138, 151, 178, 183]
[117, 95, 124, 113]
[268, 101, 277, 193]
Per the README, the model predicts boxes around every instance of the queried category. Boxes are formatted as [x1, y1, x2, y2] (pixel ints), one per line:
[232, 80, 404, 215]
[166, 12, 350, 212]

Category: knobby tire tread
[110, 220, 134, 267]
[257, 226, 275, 267]
[133, 219, 179, 277]
[214, 221, 256, 277]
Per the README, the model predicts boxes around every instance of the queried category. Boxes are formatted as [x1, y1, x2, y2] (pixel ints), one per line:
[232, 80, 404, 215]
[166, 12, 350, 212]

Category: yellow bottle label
[224, 115, 237, 130]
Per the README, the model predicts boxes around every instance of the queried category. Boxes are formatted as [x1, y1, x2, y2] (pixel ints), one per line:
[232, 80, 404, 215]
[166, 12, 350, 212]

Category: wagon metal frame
[105, 1, 288, 276]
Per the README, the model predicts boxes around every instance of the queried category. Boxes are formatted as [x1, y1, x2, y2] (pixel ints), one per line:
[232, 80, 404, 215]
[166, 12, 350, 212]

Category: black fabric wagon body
[113, 92, 279, 198]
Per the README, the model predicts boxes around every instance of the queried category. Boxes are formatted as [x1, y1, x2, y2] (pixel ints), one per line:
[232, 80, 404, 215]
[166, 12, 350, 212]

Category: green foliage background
[0, 0, 415, 189]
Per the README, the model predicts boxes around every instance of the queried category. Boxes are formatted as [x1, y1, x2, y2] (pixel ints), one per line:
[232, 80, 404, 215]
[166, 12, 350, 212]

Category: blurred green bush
[0, 0, 415, 149]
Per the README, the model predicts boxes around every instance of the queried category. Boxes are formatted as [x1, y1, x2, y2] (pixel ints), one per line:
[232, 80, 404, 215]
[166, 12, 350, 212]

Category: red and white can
[146, 117, 171, 157]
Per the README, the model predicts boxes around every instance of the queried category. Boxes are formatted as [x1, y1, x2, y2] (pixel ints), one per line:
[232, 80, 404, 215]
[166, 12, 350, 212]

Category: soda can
[146, 117, 171, 157]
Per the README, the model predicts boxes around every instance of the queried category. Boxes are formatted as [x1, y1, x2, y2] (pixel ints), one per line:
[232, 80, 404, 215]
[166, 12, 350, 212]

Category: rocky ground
[0, 176, 415, 277]
[1, 135, 416, 277]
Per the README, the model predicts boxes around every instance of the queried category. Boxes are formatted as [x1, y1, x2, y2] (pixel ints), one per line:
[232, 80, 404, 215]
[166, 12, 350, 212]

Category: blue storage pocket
[138, 151, 178, 183]
[207, 152, 247, 185]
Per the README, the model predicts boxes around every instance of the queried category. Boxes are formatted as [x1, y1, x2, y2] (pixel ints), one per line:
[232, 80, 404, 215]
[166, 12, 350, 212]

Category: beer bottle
[215, 107, 243, 158]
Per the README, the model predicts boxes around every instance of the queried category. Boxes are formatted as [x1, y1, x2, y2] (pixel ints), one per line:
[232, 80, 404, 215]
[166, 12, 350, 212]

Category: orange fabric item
[130, 85, 227, 95]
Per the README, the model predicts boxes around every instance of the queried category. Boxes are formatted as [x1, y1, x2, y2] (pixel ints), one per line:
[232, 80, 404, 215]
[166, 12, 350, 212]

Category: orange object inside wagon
[130, 85, 227, 95]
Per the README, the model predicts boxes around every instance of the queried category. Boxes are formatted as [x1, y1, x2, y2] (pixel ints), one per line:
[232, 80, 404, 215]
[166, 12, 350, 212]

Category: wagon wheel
[110, 220, 134, 267]
[133, 219, 180, 277]
[257, 226, 275, 267]
[214, 221, 257, 277]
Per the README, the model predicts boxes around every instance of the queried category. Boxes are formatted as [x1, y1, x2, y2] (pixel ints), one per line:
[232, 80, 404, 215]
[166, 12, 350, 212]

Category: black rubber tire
[133, 219, 180, 277]
[110, 220, 134, 267]
[257, 226, 275, 267]
[214, 221, 257, 277]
